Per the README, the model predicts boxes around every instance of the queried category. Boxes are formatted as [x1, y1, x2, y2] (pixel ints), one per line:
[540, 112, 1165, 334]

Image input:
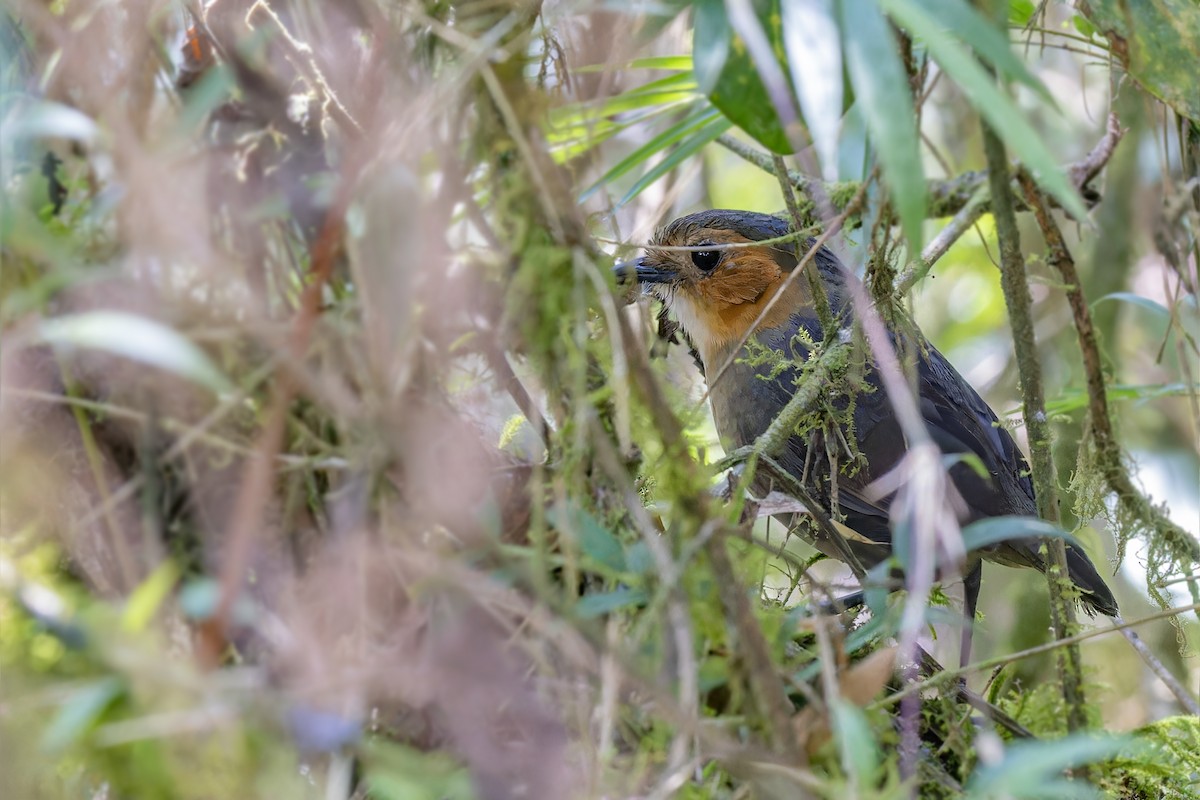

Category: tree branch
[983, 125, 1089, 732]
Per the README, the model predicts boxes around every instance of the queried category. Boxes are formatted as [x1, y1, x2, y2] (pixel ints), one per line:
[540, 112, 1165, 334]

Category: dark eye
[691, 249, 721, 271]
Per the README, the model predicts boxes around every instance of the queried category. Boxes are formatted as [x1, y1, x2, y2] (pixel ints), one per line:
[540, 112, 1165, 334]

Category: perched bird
[616, 209, 1118, 636]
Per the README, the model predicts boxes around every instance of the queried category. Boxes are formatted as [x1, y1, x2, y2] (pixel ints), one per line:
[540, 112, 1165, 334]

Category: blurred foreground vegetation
[1, 0, 1199, 798]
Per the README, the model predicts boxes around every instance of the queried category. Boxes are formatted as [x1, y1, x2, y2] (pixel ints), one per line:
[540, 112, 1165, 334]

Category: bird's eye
[691, 249, 721, 271]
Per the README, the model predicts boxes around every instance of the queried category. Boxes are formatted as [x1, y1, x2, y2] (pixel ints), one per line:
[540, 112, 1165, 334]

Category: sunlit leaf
[783, 0, 843, 177]
[37, 311, 234, 394]
[615, 114, 733, 207]
[1009, 0, 1037, 26]
[840, 0, 926, 253]
[575, 55, 694, 73]
[121, 561, 180, 633]
[881, 0, 1088, 221]
[580, 106, 722, 202]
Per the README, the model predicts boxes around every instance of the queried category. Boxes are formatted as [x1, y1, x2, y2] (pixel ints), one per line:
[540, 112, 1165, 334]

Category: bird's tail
[1064, 542, 1119, 616]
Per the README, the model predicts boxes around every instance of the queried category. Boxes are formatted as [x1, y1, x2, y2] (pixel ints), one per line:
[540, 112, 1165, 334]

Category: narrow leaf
[783, 0, 843, 177]
[960, 516, 1086, 553]
[914, 0, 1055, 104]
[576, 587, 649, 618]
[42, 677, 124, 752]
[9, 100, 98, 144]
[880, 0, 1088, 220]
[548, 505, 626, 573]
[38, 311, 234, 393]
[615, 115, 733, 208]
[580, 106, 721, 202]
[121, 561, 180, 632]
[1092, 291, 1171, 320]
[839, 0, 926, 253]
[967, 735, 1137, 796]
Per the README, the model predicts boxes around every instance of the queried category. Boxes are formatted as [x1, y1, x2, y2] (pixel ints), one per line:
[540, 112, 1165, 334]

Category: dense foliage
[1, 1, 1198, 798]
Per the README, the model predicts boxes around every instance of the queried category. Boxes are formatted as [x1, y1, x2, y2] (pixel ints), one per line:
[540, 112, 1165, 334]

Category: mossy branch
[1017, 171, 1200, 715]
[982, 124, 1089, 732]
[716, 133, 1103, 226]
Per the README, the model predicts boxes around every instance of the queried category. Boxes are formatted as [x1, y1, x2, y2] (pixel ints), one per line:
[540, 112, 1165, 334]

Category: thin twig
[894, 113, 1125, 293]
[894, 185, 990, 294]
[877, 602, 1200, 708]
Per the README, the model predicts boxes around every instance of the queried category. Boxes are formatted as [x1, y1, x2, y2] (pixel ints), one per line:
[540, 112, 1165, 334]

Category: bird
[615, 209, 1118, 648]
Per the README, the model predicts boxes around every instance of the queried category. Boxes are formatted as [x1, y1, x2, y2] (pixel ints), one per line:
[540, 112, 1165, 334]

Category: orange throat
[672, 266, 804, 370]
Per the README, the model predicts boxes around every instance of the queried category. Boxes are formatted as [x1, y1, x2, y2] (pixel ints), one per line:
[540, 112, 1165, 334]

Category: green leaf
[41, 677, 124, 752]
[548, 504, 626, 572]
[615, 114, 733, 208]
[967, 735, 1137, 797]
[692, 0, 733, 94]
[912, 0, 1055, 105]
[880, 0, 1088, 221]
[1008, 0, 1036, 26]
[1078, 0, 1200, 122]
[960, 516, 1085, 553]
[580, 106, 722, 202]
[1071, 13, 1097, 40]
[832, 700, 879, 784]
[944, 451, 990, 481]
[576, 586, 649, 618]
[783, 0, 843, 173]
[1038, 382, 1200, 417]
[693, 0, 793, 154]
[548, 73, 702, 161]
[8, 100, 98, 144]
[37, 311, 234, 394]
[360, 740, 474, 800]
[840, 0, 926, 254]
[575, 55, 694, 73]
[1092, 291, 1171, 320]
[623, 541, 654, 575]
[121, 561, 180, 633]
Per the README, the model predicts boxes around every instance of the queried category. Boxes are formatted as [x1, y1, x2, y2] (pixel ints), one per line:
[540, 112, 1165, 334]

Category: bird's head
[616, 210, 827, 368]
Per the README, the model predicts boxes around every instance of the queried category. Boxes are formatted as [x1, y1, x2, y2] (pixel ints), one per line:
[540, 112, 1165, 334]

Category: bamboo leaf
[37, 311, 234, 394]
[880, 0, 1088, 220]
[839, 0, 926, 253]
[615, 114, 733, 208]
[693, 0, 793, 154]
[580, 106, 722, 202]
[782, 0, 843, 176]
[913, 0, 1055, 105]
[959, 516, 1085, 553]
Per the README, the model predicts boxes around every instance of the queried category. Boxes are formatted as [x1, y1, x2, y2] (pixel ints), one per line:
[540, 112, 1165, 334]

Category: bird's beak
[613, 257, 677, 285]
